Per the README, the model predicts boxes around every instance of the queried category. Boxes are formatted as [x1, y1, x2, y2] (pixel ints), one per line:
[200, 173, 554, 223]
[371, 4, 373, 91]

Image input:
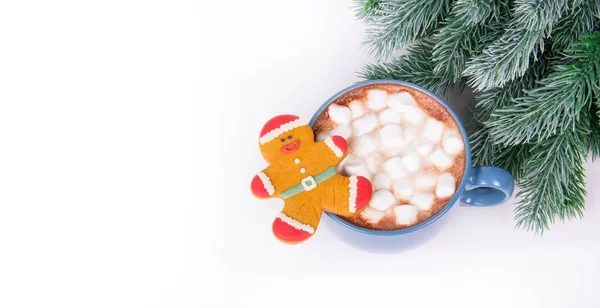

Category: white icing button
[300, 168, 306, 173]
[294, 158, 300, 164]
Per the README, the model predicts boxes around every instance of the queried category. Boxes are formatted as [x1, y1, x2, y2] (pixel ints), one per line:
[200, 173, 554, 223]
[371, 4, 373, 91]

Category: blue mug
[309, 79, 514, 236]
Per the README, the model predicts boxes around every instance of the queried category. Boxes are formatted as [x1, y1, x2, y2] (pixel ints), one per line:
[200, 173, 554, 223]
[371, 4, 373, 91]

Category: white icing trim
[259, 118, 307, 145]
[257, 172, 275, 196]
[277, 212, 315, 234]
[348, 175, 358, 213]
[324, 136, 343, 157]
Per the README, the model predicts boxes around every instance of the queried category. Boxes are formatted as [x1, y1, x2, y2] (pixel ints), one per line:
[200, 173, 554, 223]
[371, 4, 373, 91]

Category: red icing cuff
[354, 176, 373, 211]
[331, 135, 348, 154]
[272, 218, 312, 244]
[251, 175, 270, 198]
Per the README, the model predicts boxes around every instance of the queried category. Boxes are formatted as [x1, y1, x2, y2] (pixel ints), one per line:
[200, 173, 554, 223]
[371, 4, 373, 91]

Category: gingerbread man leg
[272, 196, 322, 244]
[319, 174, 372, 216]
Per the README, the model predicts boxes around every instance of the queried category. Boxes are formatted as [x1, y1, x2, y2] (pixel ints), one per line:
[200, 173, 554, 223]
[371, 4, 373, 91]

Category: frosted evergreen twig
[358, 0, 453, 59]
[464, 0, 569, 91]
[488, 32, 600, 146]
[360, 40, 455, 95]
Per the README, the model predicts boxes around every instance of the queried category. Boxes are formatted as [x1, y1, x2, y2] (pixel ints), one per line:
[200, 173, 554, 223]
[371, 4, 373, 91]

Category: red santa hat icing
[259, 114, 308, 145]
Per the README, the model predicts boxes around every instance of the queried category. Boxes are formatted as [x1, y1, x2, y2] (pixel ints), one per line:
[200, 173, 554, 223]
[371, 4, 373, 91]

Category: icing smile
[281, 140, 300, 154]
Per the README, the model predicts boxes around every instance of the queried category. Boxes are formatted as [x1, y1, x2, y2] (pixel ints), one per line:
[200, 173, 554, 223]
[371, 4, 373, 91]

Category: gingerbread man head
[251, 114, 373, 244]
[258, 115, 314, 163]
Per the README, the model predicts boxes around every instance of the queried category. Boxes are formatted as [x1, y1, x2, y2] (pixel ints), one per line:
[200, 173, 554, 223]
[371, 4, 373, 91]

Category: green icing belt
[280, 166, 336, 199]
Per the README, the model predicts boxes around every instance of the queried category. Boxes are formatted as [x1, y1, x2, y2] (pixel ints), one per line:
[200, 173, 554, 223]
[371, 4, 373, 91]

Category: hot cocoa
[312, 83, 466, 230]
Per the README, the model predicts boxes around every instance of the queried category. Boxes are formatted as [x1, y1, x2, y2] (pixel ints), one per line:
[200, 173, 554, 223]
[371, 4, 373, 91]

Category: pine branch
[449, 0, 503, 27]
[470, 51, 553, 178]
[475, 52, 553, 123]
[494, 144, 533, 180]
[488, 32, 600, 147]
[551, 0, 600, 51]
[360, 41, 455, 95]
[504, 33, 600, 233]
[354, 0, 383, 21]
[463, 0, 569, 91]
[432, 0, 510, 84]
[470, 127, 499, 166]
[471, 125, 533, 181]
[589, 104, 600, 160]
[358, 0, 453, 59]
[515, 124, 588, 234]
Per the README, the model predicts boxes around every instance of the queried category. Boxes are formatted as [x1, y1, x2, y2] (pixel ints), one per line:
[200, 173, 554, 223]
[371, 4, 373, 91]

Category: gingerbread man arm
[319, 174, 372, 216]
[316, 135, 348, 165]
[251, 166, 278, 199]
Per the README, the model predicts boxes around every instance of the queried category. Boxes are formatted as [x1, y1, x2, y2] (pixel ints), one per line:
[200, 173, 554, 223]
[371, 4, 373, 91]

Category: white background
[0, 1, 599, 307]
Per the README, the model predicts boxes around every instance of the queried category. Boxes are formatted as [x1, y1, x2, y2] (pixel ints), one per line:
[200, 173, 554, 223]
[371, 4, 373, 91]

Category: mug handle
[460, 166, 514, 206]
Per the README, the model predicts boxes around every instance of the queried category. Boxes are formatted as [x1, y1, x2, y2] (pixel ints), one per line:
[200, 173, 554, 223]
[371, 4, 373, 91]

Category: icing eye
[287, 135, 292, 140]
[280, 138, 285, 143]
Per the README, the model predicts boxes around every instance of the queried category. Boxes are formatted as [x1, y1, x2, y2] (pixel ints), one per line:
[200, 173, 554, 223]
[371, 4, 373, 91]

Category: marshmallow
[392, 179, 413, 199]
[378, 108, 401, 125]
[410, 192, 435, 211]
[442, 132, 464, 155]
[403, 126, 416, 143]
[379, 124, 405, 149]
[330, 123, 353, 139]
[343, 160, 372, 180]
[415, 173, 437, 190]
[403, 106, 426, 125]
[336, 156, 350, 173]
[387, 92, 416, 112]
[315, 132, 329, 142]
[394, 205, 419, 225]
[373, 173, 392, 190]
[382, 147, 404, 157]
[436, 173, 456, 198]
[365, 155, 380, 173]
[383, 157, 407, 179]
[414, 141, 434, 157]
[328, 104, 352, 124]
[361, 207, 386, 223]
[369, 190, 396, 211]
[422, 118, 445, 142]
[401, 153, 421, 173]
[349, 100, 365, 119]
[353, 135, 376, 156]
[430, 148, 454, 170]
[420, 156, 433, 170]
[352, 114, 378, 136]
[368, 131, 382, 148]
[366, 90, 388, 110]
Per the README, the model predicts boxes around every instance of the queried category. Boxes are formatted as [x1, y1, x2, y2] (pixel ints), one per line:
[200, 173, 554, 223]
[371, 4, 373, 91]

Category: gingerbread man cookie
[251, 115, 373, 244]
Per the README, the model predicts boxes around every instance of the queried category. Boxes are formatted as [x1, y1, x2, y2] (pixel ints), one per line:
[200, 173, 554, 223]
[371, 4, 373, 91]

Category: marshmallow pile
[319, 89, 465, 227]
